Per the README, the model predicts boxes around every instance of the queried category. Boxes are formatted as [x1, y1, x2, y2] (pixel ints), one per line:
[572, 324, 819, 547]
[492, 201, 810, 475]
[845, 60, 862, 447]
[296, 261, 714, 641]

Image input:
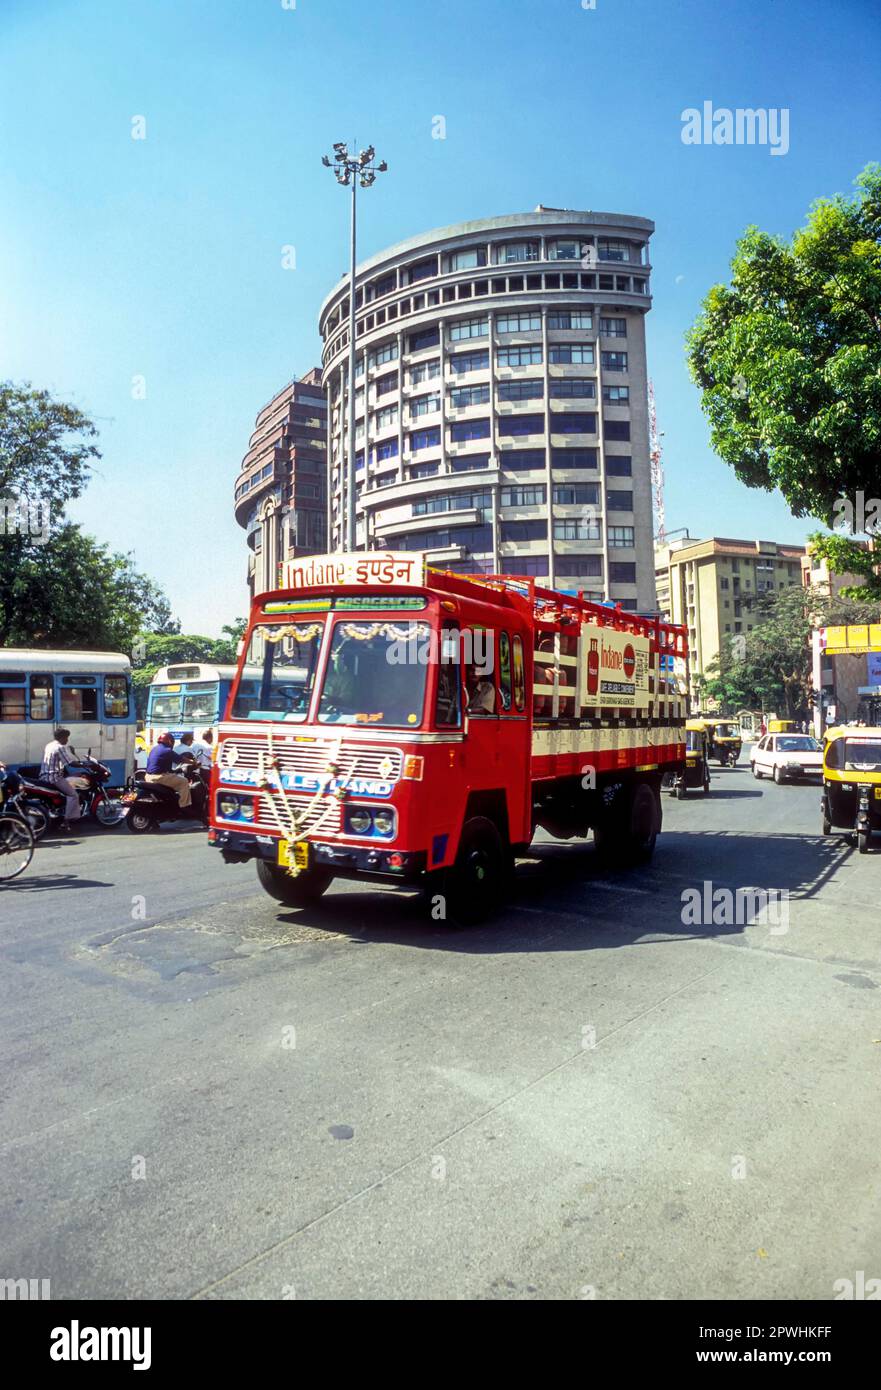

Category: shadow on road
[274, 829, 851, 953]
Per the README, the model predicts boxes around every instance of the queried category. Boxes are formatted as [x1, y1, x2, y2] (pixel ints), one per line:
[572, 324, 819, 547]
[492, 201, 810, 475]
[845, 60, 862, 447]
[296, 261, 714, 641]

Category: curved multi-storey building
[318, 207, 657, 611]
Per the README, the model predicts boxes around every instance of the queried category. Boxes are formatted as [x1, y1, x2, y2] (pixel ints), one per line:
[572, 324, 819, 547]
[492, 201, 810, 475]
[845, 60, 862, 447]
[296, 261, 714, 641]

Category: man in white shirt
[176, 730, 213, 773]
[40, 727, 82, 830]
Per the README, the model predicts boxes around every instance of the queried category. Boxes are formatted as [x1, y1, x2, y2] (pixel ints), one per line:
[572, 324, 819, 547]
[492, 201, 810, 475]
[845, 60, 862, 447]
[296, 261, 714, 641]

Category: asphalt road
[1, 763, 879, 1301]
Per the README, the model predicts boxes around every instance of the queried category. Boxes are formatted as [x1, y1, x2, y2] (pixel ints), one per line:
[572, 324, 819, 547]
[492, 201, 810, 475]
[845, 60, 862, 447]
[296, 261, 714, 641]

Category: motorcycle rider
[40, 727, 82, 832]
[144, 731, 192, 810]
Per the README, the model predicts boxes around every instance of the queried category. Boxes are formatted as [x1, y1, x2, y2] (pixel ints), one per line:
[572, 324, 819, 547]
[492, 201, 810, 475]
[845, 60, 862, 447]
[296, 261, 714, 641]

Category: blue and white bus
[145, 663, 243, 745]
[0, 650, 135, 785]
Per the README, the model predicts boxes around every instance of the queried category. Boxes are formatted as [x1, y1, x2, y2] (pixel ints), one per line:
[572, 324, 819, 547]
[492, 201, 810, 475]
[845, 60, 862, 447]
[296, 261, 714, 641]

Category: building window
[410, 393, 441, 417]
[549, 378, 596, 399]
[547, 310, 592, 330]
[371, 271, 396, 298]
[374, 404, 398, 430]
[501, 485, 546, 507]
[376, 371, 399, 395]
[407, 257, 437, 284]
[497, 311, 541, 333]
[448, 348, 490, 374]
[373, 439, 399, 463]
[409, 359, 440, 385]
[548, 239, 586, 261]
[498, 379, 544, 401]
[603, 420, 630, 441]
[408, 462, 441, 480]
[498, 241, 539, 263]
[414, 489, 491, 517]
[408, 327, 440, 353]
[606, 490, 633, 510]
[499, 413, 544, 437]
[449, 316, 489, 341]
[497, 345, 543, 367]
[608, 526, 635, 548]
[553, 412, 596, 434]
[549, 344, 594, 364]
[502, 520, 547, 542]
[448, 247, 487, 272]
[554, 518, 601, 541]
[599, 275, 614, 290]
[450, 384, 491, 408]
[600, 317, 627, 337]
[605, 455, 632, 476]
[451, 417, 491, 442]
[556, 556, 603, 577]
[602, 385, 629, 402]
[450, 454, 491, 472]
[368, 341, 398, 368]
[598, 239, 631, 262]
[502, 449, 546, 470]
[553, 484, 598, 505]
[500, 556, 548, 576]
[410, 427, 441, 452]
[552, 448, 597, 469]
[601, 351, 628, 372]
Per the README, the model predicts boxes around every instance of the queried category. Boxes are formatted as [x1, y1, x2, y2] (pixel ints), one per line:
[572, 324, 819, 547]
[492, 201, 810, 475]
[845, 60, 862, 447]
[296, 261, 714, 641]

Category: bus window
[104, 676, 130, 719]
[0, 683, 26, 721]
[512, 635, 525, 711]
[434, 624, 461, 728]
[498, 632, 512, 712]
[150, 691, 182, 720]
[60, 686, 99, 722]
[182, 684, 218, 722]
[30, 675, 54, 721]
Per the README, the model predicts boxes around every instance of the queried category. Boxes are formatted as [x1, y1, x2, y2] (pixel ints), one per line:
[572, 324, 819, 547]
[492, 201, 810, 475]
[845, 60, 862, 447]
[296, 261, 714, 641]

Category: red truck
[208, 552, 688, 922]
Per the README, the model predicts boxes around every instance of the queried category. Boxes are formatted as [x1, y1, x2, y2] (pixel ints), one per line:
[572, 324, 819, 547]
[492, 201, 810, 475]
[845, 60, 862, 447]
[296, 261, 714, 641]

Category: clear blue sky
[1, 0, 879, 633]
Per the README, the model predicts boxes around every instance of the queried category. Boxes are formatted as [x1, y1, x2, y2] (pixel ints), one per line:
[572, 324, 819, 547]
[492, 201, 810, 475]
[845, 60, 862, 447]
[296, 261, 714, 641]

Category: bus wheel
[257, 860, 332, 907]
[444, 817, 506, 925]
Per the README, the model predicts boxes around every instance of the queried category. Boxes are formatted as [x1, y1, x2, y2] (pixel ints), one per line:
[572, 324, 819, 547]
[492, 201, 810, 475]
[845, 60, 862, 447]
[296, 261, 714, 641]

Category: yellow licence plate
[278, 840, 309, 869]
[875, 787, 881, 800]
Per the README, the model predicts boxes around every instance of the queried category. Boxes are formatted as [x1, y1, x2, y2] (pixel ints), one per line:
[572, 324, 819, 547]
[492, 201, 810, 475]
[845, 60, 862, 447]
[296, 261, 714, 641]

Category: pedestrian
[40, 727, 82, 832]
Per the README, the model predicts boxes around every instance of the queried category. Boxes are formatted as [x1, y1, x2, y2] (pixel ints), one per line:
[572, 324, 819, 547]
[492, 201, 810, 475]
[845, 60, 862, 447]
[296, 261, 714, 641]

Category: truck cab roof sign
[280, 552, 427, 592]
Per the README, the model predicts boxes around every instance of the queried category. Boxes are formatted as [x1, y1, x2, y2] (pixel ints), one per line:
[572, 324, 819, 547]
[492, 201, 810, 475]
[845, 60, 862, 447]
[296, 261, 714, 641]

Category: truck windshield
[317, 619, 429, 727]
[230, 621, 322, 722]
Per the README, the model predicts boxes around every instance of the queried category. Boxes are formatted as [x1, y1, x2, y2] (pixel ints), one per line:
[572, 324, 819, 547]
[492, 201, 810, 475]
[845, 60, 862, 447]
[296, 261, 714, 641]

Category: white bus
[0, 650, 135, 785]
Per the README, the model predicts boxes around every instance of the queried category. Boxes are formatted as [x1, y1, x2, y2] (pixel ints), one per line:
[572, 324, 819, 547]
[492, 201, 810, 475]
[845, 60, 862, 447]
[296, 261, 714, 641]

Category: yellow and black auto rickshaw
[703, 718, 742, 767]
[665, 719, 712, 798]
[822, 726, 881, 853]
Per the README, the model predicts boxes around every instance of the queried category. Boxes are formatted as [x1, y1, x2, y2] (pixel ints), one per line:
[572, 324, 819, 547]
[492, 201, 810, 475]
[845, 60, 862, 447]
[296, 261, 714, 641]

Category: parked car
[750, 733, 823, 783]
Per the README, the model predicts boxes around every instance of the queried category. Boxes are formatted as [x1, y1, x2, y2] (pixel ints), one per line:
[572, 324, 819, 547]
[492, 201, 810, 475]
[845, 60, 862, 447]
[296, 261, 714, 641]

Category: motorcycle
[122, 762, 208, 833]
[15, 749, 127, 830]
[0, 769, 53, 840]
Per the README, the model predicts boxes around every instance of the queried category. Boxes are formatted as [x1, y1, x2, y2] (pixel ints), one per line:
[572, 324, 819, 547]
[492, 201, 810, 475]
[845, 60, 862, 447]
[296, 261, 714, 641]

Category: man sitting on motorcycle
[144, 732, 192, 810]
[40, 727, 82, 832]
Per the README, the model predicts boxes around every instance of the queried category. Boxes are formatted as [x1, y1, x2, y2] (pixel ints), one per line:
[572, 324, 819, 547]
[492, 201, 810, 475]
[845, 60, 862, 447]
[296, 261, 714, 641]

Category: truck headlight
[240, 799, 255, 821]
[372, 809, 395, 837]
[348, 807, 372, 834]
[219, 794, 240, 818]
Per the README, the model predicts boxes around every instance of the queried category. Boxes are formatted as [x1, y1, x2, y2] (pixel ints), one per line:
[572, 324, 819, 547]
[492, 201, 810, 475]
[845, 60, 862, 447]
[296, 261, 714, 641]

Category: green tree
[687, 166, 881, 591]
[699, 583, 879, 718]
[0, 381, 100, 509]
[130, 622, 249, 718]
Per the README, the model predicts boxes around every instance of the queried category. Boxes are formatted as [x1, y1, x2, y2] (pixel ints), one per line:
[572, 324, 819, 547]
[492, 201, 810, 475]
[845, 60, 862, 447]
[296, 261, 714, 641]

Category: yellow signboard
[824, 622, 881, 656]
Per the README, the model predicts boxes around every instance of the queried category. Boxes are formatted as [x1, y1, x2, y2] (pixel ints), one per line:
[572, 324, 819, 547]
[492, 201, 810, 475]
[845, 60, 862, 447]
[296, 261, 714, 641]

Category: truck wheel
[626, 782, 659, 864]
[257, 859, 332, 906]
[444, 816, 506, 925]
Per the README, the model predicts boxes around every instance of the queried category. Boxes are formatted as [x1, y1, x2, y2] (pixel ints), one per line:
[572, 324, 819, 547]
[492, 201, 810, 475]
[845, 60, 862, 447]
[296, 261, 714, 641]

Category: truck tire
[443, 816, 506, 926]
[595, 781, 659, 866]
[257, 859, 332, 907]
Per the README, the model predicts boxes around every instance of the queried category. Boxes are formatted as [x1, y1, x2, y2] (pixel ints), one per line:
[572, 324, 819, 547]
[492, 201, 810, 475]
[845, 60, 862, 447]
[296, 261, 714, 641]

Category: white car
[750, 733, 823, 783]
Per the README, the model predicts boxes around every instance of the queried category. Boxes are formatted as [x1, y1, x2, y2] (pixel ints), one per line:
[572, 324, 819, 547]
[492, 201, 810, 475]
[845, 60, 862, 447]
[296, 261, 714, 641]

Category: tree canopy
[687, 165, 881, 593]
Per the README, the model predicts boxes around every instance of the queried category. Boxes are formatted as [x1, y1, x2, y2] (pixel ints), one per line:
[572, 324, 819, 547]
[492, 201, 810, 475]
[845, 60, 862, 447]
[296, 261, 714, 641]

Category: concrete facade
[318, 208, 657, 611]
[234, 370, 327, 598]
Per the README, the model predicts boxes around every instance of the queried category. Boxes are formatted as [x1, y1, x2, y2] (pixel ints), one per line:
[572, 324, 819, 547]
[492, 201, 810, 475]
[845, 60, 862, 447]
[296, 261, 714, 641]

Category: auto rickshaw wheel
[676, 782, 686, 800]
[858, 829, 870, 854]
[702, 774, 710, 795]
[821, 812, 832, 836]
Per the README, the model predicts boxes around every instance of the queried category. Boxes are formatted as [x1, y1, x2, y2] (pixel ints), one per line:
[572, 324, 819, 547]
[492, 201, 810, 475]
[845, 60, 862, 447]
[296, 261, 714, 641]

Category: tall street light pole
[322, 143, 387, 552]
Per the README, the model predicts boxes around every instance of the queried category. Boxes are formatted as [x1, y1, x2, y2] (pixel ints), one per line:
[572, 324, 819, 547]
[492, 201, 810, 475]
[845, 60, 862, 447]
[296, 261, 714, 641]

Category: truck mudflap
[209, 828, 426, 881]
